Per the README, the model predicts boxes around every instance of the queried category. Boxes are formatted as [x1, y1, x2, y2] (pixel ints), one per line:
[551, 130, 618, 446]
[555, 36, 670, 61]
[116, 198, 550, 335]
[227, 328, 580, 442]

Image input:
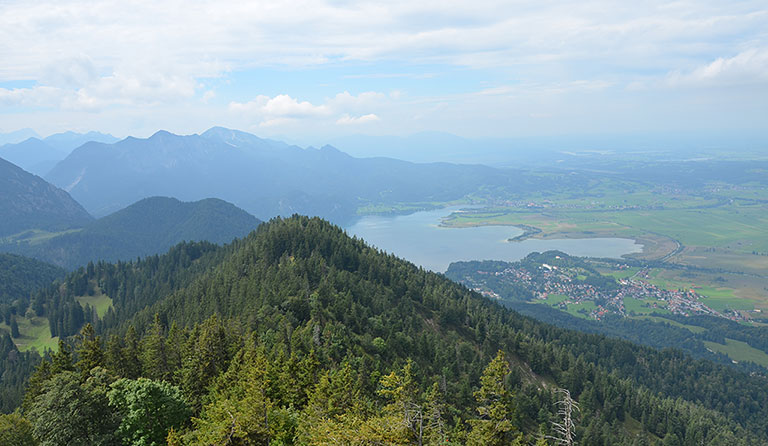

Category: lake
[347, 207, 643, 272]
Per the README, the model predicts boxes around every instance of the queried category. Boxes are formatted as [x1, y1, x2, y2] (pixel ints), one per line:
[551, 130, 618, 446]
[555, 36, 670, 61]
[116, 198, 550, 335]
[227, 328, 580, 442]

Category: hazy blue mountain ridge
[45, 127, 536, 223]
[0, 131, 118, 176]
[0, 129, 38, 146]
[0, 156, 93, 237]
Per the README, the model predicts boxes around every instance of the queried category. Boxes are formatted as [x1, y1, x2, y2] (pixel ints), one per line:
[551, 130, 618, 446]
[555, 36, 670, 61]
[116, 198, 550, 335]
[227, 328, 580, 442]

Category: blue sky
[0, 0, 766, 147]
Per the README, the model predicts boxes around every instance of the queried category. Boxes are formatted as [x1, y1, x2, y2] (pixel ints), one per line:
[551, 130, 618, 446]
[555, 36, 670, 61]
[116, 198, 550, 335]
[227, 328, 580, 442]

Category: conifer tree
[122, 326, 141, 379]
[103, 334, 124, 376]
[467, 350, 515, 446]
[189, 345, 272, 445]
[50, 339, 74, 374]
[141, 313, 169, 381]
[10, 317, 19, 338]
[76, 323, 103, 379]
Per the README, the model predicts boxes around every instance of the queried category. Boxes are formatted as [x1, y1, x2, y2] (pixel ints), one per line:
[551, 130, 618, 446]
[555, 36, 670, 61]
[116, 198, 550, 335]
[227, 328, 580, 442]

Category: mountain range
[0, 131, 118, 176]
[44, 127, 539, 221]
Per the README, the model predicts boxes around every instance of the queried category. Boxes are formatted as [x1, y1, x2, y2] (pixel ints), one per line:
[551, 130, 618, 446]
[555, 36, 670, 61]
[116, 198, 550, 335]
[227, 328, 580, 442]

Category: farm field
[441, 183, 768, 318]
[633, 315, 707, 334]
[539, 293, 596, 319]
[704, 338, 768, 368]
[623, 297, 671, 316]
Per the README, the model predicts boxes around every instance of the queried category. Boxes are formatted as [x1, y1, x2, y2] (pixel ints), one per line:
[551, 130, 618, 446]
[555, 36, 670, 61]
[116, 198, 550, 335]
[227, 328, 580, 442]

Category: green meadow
[633, 315, 707, 334]
[0, 316, 58, 353]
[75, 292, 114, 318]
[623, 297, 671, 316]
[0, 289, 112, 353]
[704, 338, 768, 368]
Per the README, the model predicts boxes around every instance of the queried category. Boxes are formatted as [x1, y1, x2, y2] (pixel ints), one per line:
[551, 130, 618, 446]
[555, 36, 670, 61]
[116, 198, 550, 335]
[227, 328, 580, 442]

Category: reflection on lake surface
[346, 207, 642, 272]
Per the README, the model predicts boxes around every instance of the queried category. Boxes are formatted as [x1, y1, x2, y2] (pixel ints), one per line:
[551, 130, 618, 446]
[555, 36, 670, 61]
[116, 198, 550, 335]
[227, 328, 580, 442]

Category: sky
[0, 0, 766, 145]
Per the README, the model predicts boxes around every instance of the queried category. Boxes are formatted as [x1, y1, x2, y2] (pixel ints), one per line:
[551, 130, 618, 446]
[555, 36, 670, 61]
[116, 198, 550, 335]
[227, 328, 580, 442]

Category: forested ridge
[0, 254, 64, 306]
[3, 216, 768, 444]
[1, 196, 261, 270]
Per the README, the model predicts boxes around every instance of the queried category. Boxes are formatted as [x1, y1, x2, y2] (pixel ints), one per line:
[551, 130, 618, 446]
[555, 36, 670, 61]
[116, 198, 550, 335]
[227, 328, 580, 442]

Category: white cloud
[230, 94, 330, 119]
[1, 0, 765, 80]
[0, 86, 67, 107]
[665, 48, 768, 87]
[0, 70, 198, 111]
[0, 0, 765, 138]
[230, 91, 386, 127]
[41, 55, 99, 88]
[336, 113, 380, 125]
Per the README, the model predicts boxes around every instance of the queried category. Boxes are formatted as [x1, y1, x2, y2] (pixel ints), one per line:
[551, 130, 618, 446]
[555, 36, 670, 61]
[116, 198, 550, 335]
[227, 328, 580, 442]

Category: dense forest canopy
[0, 254, 63, 306]
[1, 216, 766, 444]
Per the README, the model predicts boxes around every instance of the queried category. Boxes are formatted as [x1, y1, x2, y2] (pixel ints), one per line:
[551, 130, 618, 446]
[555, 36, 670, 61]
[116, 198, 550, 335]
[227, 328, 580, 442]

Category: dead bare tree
[545, 388, 580, 446]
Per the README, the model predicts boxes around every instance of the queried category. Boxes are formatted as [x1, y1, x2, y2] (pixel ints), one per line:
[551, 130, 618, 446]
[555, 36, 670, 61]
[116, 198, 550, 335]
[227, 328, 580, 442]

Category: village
[468, 261, 742, 322]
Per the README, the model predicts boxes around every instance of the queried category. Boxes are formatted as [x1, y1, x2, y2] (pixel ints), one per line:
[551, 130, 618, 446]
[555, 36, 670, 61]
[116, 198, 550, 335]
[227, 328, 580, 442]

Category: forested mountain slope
[0, 197, 261, 270]
[7, 216, 768, 444]
[0, 254, 64, 306]
[0, 157, 93, 237]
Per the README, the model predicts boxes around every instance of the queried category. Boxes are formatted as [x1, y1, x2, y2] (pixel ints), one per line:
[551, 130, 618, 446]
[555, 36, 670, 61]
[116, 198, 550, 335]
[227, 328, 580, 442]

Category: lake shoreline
[347, 206, 643, 272]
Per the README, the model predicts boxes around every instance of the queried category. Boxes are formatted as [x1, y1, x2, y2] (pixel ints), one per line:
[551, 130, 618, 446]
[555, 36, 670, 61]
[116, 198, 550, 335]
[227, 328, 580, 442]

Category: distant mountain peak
[320, 144, 342, 153]
[149, 130, 176, 139]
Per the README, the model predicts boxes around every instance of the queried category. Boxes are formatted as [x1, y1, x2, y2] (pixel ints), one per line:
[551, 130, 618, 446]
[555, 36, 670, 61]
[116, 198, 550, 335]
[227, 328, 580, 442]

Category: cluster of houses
[468, 262, 742, 322]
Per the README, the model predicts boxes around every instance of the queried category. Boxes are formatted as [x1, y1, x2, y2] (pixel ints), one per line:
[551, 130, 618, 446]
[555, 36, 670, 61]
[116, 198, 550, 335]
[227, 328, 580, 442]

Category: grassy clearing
[0, 316, 58, 353]
[598, 267, 641, 279]
[624, 297, 670, 316]
[75, 292, 113, 318]
[699, 295, 755, 313]
[634, 315, 707, 334]
[564, 300, 597, 318]
[704, 338, 768, 368]
[0, 286, 113, 354]
[537, 294, 595, 319]
[0, 228, 82, 246]
[540, 293, 568, 305]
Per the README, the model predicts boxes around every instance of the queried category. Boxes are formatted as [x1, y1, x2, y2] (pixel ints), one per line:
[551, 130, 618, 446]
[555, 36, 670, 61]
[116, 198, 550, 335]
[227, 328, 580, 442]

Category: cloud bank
[0, 0, 765, 139]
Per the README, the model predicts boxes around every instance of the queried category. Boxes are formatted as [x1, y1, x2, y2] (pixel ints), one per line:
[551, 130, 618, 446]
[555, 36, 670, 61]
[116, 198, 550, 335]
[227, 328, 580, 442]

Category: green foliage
[0, 412, 37, 446]
[467, 351, 515, 446]
[107, 378, 190, 446]
[10, 316, 19, 338]
[75, 323, 103, 379]
[140, 314, 169, 381]
[26, 369, 118, 446]
[0, 253, 63, 305]
[188, 344, 272, 445]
